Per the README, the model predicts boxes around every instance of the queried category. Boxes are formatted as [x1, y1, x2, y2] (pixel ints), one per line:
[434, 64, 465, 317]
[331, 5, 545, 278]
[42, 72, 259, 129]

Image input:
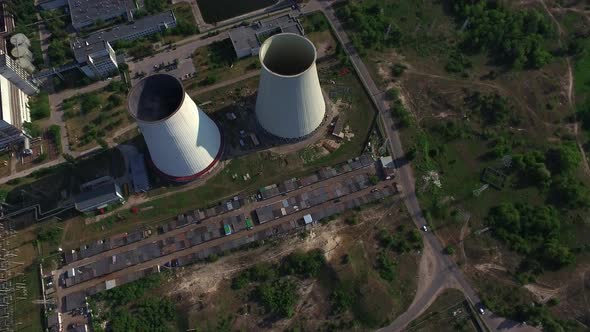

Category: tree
[144, 0, 166, 14]
[256, 279, 298, 318]
[280, 250, 325, 278]
[549, 177, 590, 209]
[80, 94, 101, 113]
[541, 238, 574, 269]
[23, 121, 41, 137]
[108, 94, 123, 107]
[545, 142, 582, 174]
[29, 92, 50, 120]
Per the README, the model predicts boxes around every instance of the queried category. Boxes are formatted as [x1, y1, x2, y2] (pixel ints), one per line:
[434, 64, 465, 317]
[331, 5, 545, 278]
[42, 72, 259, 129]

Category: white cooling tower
[255, 33, 326, 139]
[128, 74, 222, 182]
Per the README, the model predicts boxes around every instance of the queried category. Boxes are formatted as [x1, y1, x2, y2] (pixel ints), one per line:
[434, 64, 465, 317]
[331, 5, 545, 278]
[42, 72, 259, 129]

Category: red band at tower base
[146, 134, 224, 183]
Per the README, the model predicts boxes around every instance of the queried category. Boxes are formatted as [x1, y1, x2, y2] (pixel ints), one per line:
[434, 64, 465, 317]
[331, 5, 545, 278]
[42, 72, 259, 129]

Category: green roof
[224, 224, 232, 235]
[245, 218, 254, 229]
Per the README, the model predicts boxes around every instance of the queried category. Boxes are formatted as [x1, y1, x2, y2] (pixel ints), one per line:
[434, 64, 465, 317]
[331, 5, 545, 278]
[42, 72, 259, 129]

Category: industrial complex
[0, 0, 550, 331]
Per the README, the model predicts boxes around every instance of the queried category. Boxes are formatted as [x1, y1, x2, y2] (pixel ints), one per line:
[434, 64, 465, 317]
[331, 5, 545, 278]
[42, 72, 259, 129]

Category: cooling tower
[255, 33, 326, 139]
[128, 74, 222, 182]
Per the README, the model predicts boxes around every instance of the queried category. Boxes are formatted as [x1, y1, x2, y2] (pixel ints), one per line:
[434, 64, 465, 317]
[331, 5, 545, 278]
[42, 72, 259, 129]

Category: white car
[479, 307, 485, 315]
[421, 225, 428, 232]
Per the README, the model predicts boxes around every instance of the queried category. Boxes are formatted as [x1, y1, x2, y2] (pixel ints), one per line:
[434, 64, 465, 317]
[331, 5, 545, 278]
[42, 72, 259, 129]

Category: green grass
[13, 265, 43, 332]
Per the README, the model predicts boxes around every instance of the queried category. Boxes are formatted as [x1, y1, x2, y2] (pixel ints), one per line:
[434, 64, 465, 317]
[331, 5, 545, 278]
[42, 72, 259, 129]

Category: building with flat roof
[0, 52, 39, 95]
[0, 71, 31, 150]
[228, 14, 304, 59]
[74, 182, 124, 212]
[67, 0, 135, 30]
[71, 11, 176, 79]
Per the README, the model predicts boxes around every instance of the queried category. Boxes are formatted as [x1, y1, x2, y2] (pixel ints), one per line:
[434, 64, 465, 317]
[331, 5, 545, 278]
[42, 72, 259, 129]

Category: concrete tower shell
[128, 74, 222, 182]
[255, 33, 326, 139]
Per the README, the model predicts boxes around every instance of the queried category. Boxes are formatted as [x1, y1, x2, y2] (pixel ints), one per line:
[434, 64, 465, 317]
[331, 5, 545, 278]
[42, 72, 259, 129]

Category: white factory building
[71, 10, 177, 79]
[255, 33, 326, 139]
[127, 74, 223, 182]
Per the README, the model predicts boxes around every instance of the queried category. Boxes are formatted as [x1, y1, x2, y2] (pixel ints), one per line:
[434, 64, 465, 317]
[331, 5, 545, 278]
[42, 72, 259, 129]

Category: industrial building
[255, 33, 326, 139]
[228, 14, 304, 59]
[0, 73, 31, 150]
[71, 11, 176, 79]
[67, 0, 136, 30]
[74, 182, 125, 212]
[127, 74, 222, 182]
[0, 51, 39, 95]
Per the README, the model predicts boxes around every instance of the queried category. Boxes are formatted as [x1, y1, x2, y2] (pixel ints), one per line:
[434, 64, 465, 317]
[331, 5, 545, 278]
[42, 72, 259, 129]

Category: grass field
[333, 0, 590, 327]
[196, 0, 278, 23]
[63, 83, 130, 151]
[13, 265, 43, 332]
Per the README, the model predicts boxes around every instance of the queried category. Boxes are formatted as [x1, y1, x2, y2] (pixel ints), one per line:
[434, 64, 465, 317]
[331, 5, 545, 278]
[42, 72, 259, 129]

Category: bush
[48, 125, 62, 153]
[444, 245, 456, 255]
[23, 122, 41, 137]
[386, 88, 400, 101]
[34, 152, 48, 163]
[37, 226, 62, 244]
[255, 279, 298, 318]
[376, 252, 396, 281]
[29, 92, 51, 120]
[391, 63, 407, 77]
[280, 249, 325, 278]
[545, 142, 582, 175]
[331, 284, 354, 313]
[80, 94, 101, 113]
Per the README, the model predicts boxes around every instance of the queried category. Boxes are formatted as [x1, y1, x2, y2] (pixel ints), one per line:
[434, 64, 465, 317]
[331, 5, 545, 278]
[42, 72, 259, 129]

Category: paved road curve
[310, 1, 539, 331]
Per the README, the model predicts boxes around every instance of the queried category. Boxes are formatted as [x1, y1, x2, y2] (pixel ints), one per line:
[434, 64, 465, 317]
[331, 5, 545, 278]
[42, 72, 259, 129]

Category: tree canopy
[487, 203, 574, 270]
[452, 0, 553, 68]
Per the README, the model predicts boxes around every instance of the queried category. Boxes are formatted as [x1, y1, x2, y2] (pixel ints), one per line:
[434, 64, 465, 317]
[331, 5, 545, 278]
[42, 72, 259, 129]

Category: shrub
[255, 279, 298, 318]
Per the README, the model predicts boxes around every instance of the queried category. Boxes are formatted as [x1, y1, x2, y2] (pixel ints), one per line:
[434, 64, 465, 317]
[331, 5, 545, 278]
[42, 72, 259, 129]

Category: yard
[63, 81, 131, 151]
[190, 38, 259, 85]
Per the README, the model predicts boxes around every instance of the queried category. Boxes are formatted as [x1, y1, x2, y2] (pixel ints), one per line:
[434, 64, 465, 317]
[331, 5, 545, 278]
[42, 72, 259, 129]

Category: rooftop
[74, 182, 123, 212]
[71, 10, 176, 62]
[228, 14, 304, 54]
[68, 0, 134, 29]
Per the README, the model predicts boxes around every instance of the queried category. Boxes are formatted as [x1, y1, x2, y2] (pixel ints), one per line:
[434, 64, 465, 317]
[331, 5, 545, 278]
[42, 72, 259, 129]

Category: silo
[255, 33, 326, 139]
[127, 74, 222, 182]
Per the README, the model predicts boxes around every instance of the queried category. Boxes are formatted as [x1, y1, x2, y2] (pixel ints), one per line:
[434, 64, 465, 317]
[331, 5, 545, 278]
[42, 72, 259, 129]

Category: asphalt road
[311, 2, 539, 331]
[52, 165, 387, 302]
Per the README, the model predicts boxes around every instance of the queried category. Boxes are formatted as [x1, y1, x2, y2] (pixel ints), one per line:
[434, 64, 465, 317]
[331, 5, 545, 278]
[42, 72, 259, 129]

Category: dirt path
[458, 217, 469, 263]
[538, 0, 590, 176]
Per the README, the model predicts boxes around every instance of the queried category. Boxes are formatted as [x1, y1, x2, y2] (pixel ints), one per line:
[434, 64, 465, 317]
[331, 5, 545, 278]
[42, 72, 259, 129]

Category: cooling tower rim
[259, 33, 317, 78]
[127, 74, 186, 123]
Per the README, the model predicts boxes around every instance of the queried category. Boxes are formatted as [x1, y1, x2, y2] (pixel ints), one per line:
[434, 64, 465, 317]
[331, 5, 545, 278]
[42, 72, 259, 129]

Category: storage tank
[10, 33, 30, 48]
[255, 33, 326, 139]
[11, 46, 33, 60]
[127, 74, 222, 182]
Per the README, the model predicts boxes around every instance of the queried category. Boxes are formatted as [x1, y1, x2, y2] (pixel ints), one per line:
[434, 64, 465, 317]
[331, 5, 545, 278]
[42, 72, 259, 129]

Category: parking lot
[128, 32, 228, 83]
